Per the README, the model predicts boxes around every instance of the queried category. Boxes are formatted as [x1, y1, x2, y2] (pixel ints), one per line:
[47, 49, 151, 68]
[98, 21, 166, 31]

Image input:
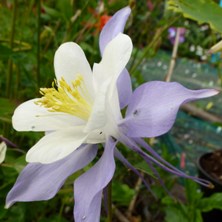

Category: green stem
[36, 0, 41, 88]
[6, 0, 17, 98]
[106, 180, 113, 222]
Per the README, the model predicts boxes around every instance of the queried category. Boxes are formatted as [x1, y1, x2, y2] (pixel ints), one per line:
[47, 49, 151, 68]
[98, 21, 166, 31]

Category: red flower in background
[99, 15, 111, 31]
[147, 0, 154, 11]
[84, 8, 112, 34]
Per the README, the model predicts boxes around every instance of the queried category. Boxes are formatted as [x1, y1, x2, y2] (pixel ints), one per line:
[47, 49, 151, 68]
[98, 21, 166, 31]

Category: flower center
[35, 75, 92, 121]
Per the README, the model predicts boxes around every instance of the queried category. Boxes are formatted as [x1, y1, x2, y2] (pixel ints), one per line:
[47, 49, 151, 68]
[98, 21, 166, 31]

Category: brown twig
[112, 204, 130, 222]
[165, 27, 181, 82]
[126, 176, 143, 219]
[181, 103, 222, 124]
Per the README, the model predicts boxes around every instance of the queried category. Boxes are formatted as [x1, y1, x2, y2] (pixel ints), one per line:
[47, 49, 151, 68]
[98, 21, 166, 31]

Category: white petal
[0, 142, 7, 164]
[54, 42, 94, 95]
[12, 99, 85, 132]
[86, 129, 106, 143]
[26, 126, 88, 163]
[93, 33, 132, 92]
[84, 81, 109, 132]
[84, 81, 122, 136]
[85, 34, 132, 133]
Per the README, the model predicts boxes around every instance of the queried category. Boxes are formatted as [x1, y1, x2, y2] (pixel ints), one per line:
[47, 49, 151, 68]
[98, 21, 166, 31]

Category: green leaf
[0, 204, 7, 220]
[185, 180, 202, 204]
[41, 5, 62, 20]
[162, 195, 204, 222]
[167, 0, 222, 33]
[162, 196, 176, 205]
[198, 192, 222, 212]
[0, 98, 16, 123]
[0, 44, 13, 59]
[164, 205, 189, 222]
[0, 204, 26, 222]
[112, 182, 135, 206]
[194, 210, 203, 222]
[56, 0, 74, 21]
[39, 215, 69, 222]
[79, 42, 98, 55]
[12, 155, 26, 173]
[134, 160, 156, 178]
[3, 150, 26, 174]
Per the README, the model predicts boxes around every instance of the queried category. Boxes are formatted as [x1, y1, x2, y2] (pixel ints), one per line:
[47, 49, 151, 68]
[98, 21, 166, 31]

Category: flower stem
[164, 27, 181, 82]
[6, 0, 17, 98]
[106, 180, 113, 222]
[36, 0, 41, 88]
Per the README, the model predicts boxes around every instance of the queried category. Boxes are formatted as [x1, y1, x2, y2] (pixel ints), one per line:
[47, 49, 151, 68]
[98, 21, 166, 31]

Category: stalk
[6, 0, 18, 98]
[164, 27, 181, 82]
[36, 0, 41, 88]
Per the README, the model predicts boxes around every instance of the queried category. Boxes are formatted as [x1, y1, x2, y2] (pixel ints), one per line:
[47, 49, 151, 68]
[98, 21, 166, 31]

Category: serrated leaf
[167, 0, 222, 33]
[198, 192, 222, 212]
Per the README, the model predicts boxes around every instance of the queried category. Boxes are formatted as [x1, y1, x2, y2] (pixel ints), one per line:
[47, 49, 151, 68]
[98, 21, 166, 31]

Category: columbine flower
[6, 6, 219, 222]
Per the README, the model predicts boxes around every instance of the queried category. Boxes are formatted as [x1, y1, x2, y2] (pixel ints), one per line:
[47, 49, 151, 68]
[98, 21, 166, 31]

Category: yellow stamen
[35, 75, 92, 120]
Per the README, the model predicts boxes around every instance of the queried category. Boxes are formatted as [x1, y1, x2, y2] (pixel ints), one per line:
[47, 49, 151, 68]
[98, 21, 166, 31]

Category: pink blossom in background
[168, 27, 186, 45]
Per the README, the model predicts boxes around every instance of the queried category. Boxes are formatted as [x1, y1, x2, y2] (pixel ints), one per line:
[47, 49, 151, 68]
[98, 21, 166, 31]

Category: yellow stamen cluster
[36, 75, 92, 120]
